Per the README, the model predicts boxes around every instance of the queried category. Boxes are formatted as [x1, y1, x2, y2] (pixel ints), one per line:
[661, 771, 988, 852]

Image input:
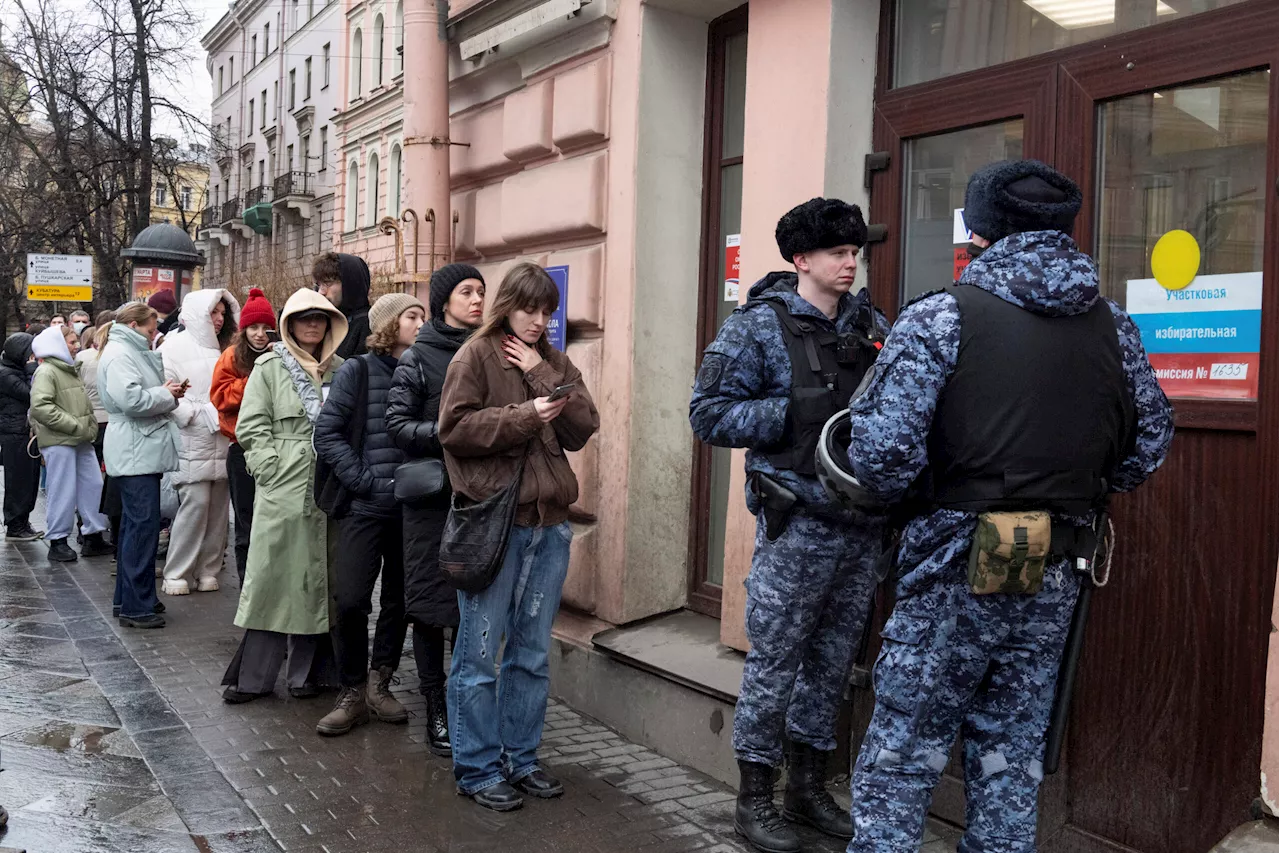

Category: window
[229, 56, 233, 82]
[251, 35, 257, 65]
[304, 57, 312, 100]
[258, 159, 266, 187]
[307, 0, 314, 21]
[218, 66, 224, 96]
[225, 117, 232, 146]
[264, 22, 270, 55]
[272, 82, 278, 121]
[286, 143, 294, 172]
[154, 183, 167, 206]
[261, 89, 267, 127]
[394, 1, 403, 74]
[351, 28, 363, 97]
[319, 127, 328, 171]
[247, 99, 255, 135]
[389, 144, 401, 215]
[292, 0, 299, 30]
[289, 69, 296, 109]
[300, 133, 310, 167]
[322, 44, 331, 88]
[374, 15, 384, 86]
[180, 186, 192, 210]
[366, 152, 379, 226]
[345, 161, 358, 231]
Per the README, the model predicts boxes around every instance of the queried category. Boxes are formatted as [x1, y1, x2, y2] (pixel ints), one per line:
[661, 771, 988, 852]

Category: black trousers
[226, 443, 255, 584]
[332, 512, 407, 688]
[411, 623, 447, 691]
[1, 436, 40, 528]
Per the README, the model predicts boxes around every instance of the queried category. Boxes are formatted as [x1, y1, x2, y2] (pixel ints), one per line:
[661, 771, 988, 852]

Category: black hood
[416, 317, 473, 353]
[337, 253, 372, 315]
[2, 333, 33, 370]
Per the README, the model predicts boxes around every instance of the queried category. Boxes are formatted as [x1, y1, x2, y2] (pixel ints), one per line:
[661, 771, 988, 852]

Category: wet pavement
[0, 534, 962, 853]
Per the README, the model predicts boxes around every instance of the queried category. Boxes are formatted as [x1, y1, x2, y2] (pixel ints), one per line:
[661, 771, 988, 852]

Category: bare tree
[0, 0, 208, 324]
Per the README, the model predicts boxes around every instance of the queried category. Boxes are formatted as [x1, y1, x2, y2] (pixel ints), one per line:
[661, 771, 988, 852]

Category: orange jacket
[209, 347, 250, 442]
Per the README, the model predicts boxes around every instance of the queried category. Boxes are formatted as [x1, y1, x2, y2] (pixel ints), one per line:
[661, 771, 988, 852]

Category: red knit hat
[239, 288, 277, 330]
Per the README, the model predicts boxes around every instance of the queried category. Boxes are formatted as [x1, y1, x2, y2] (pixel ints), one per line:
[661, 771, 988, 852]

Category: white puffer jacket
[160, 288, 242, 485]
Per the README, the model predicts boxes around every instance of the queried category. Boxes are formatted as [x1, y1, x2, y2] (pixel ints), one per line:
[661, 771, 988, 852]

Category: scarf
[273, 342, 323, 425]
[431, 316, 473, 346]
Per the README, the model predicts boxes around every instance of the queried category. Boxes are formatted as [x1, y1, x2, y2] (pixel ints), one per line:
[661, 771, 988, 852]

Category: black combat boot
[782, 741, 853, 839]
[80, 531, 113, 558]
[424, 685, 451, 756]
[47, 538, 77, 562]
[735, 760, 800, 853]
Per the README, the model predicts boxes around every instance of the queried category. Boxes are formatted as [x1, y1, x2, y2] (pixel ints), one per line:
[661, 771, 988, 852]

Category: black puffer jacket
[0, 334, 34, 440]
[314, 352, 404, 519]
[386, 319, 472, 626]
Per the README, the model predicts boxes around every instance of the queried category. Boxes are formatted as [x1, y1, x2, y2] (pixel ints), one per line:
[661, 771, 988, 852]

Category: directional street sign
[26, 253, 94, 302]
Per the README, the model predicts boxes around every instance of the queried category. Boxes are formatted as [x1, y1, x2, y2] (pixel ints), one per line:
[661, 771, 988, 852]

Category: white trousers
[164, 479, 231, 584]
[42, 444, 108, 541]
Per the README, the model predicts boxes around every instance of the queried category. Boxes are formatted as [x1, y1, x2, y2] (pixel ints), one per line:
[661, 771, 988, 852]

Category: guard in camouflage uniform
[689, 198, 888, 853]
[837, 160, 1174, 852]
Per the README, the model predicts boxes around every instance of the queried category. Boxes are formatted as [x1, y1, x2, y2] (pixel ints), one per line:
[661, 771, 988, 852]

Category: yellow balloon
[1151, 230, 1201, 291]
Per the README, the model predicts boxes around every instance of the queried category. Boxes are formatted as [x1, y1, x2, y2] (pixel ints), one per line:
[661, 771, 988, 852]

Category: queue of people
[2, 254, 600, 815]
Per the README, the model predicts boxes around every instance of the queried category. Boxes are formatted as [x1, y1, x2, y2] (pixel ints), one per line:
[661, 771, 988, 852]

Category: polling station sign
[545, 265, 569, 352]
[1126, 271, 1262, 400]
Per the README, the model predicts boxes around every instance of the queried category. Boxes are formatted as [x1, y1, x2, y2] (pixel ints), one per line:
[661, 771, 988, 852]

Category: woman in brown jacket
[439, 262, 599, 812]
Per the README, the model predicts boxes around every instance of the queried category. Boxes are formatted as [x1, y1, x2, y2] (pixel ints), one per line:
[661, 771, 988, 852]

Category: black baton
[1043, 576, 1092, 775]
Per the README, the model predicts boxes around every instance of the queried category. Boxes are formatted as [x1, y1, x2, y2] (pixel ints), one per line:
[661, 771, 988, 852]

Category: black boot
[47, 538, 78, 562]
[80, 531, 113, 558]
[424, 686, 451, 756]
[782, 741, 853, 839]
[735, 760, 799, 853]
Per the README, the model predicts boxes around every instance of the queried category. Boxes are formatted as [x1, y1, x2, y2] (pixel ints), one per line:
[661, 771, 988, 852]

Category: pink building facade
[323, 1, 1277, 849]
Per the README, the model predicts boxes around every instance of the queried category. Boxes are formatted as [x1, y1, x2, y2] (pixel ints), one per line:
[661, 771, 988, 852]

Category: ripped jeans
[449, 522, 572, 795]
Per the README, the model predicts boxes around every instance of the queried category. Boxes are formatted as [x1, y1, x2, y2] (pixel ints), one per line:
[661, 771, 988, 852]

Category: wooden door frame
[688, 5, 748, 618]
[865, 0, 1278, 847]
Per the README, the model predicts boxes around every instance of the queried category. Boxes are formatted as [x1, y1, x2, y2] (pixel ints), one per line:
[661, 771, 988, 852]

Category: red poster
[1145, 352, 1260, 400]
[132, 266, 174, 303]
[953, 246, 970, 282]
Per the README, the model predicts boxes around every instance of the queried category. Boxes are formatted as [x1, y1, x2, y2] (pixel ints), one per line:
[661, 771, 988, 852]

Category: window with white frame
[366, 152, 379, 226]
[389, 144, 401, 216]
[180, 186, 192, 210]
[374, 15, 384, 86]
[351, 28, 363, 97]
[394, 1, 403, 74]
[154, 183, 167, 206]
[345, 161, 358, 231]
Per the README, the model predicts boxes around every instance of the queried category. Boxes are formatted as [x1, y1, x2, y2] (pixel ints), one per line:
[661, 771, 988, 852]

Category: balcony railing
[273, 171, 314, 198]
[244, 185, 274, 207]
[200, 206, 215, 229]
[221, 197, 241, 222]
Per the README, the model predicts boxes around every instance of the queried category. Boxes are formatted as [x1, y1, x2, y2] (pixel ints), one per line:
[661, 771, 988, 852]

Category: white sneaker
[196, 578, 220, 592]
[162, 578, 190, 596]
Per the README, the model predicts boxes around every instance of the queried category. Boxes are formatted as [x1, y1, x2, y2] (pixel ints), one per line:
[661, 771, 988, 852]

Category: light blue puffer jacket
[99, 322, 180, 477]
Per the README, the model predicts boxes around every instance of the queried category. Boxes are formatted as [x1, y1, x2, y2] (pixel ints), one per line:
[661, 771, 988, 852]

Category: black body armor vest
[927, 285, 1135, 516]
[762, 297, 881, 477]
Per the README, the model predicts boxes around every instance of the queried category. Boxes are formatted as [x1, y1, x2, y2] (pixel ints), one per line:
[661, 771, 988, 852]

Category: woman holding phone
[438, 262, 599, 812]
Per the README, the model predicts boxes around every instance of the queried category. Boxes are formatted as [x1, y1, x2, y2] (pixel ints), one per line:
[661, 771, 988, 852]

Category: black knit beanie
[962, 160, 1082, 243]
[429, 263, 485, 320]
[775, 198, 868, 262]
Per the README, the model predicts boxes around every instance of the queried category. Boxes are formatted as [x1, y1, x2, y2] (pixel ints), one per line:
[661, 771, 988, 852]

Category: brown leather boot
[316, 686, 370, 736]
[366, 666, 408, 723]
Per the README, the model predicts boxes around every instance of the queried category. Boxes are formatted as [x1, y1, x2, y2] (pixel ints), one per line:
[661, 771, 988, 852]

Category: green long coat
[233, 351, 341, 636]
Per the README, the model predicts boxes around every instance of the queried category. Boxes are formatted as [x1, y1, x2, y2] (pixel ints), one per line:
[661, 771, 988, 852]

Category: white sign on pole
[953, 209, 972, 245]
[26, 254, 94, 301]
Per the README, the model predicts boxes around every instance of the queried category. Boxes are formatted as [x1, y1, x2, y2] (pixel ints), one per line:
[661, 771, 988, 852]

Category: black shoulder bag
[314, 356, 369, 518]
[438, 443, 529, 593]
[392, 361, 450, 505]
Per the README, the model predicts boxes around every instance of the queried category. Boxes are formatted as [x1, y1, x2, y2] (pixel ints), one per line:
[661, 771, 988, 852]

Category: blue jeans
[113, 475, 161, 619]
[449, 522, 572, 794]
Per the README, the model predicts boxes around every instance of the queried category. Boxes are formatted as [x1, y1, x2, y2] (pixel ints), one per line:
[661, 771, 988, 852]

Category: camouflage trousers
[848, 558, 1080, 853]
[733, 509, 882, 767]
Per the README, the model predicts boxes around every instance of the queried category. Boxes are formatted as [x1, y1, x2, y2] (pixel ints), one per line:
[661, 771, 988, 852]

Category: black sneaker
[113, 602, 165, 618]
[47, 538, 78, 562]
[289, 685, 322, 699]
[119, 613, 165, 629]
[80, 531, 113, 558]
[5, 523, 43, 541]
[223, 687, 270, 704]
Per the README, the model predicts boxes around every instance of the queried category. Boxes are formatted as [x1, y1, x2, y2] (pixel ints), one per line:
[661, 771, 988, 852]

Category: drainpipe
[401, 0, 451, 294]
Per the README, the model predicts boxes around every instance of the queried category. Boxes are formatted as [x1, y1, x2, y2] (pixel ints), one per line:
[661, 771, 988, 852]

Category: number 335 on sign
[1209, 362, 1249, 380]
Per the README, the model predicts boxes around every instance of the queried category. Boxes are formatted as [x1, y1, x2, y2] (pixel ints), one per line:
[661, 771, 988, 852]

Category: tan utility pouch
[968, 511, 1052, 595]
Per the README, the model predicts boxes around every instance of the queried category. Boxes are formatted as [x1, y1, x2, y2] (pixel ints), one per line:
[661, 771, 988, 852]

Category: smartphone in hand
[546, 383, 576, 403]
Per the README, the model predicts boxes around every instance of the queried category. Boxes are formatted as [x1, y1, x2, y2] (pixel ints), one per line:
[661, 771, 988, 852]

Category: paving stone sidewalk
[0, 536, 962, 853]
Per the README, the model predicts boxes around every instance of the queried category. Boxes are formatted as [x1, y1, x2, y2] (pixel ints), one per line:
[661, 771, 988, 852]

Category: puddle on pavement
[7, 721, 137, 757]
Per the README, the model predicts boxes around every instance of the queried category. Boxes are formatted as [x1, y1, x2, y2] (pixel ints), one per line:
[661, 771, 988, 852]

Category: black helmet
[815, 410, 886, 513]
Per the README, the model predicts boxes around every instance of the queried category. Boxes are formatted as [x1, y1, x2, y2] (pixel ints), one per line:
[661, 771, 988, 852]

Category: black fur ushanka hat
[962, 159, 1082, 243]
[775, 198, 868, 262]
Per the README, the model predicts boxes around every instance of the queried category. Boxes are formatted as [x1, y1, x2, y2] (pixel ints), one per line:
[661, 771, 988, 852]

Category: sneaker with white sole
[197, 577, 220, 592]
[162, 578, 190, 595]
